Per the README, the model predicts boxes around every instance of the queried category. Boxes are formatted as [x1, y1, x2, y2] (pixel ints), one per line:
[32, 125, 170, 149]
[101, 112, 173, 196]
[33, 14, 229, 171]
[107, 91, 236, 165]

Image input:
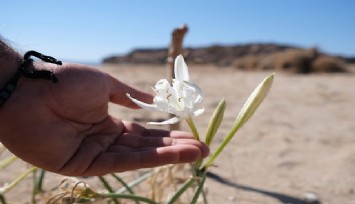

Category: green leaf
[203, 73, 274, 169]
[115, 171, 153, 194]
[167, 177, 195, 204]
[0, 166, 38, 194]
[34, 169, 46, 193]
[101, 193, 158, 204]
[98, 176, 120, 204]
[190, 174, 207, 204]
[98, 176, 114, 193]
[0, 156, 17, 171]
[205, 98, 226, 146]
[0, 194, 6, 204]
[111, 173, 136, 195]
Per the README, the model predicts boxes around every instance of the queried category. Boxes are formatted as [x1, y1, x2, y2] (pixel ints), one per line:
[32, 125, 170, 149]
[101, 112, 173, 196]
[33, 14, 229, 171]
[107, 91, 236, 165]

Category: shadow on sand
[206, 171, 316, 204]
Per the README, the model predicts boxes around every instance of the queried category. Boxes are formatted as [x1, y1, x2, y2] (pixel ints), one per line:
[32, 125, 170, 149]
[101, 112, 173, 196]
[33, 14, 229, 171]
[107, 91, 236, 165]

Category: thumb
[108, 75, 153, 109]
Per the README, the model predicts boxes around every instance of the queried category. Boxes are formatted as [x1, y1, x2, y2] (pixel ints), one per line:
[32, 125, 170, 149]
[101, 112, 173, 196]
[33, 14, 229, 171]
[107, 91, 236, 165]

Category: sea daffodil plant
[128, 54, 274, 172]
[127, 54, 274, 203]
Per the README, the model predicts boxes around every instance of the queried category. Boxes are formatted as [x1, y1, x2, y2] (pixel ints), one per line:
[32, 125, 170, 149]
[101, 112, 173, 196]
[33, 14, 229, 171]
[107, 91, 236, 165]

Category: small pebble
[228, 195, 236, 202]
[303, 191, 321, 204]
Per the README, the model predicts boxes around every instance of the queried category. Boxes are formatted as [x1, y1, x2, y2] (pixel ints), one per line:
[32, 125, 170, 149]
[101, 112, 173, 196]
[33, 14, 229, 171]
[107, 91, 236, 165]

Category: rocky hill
[102, 43, 296, 66]
[102, 43, 354, 73]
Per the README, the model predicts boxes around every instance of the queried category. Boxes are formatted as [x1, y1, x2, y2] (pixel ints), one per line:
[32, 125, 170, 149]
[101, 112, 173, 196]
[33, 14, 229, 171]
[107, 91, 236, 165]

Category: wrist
[0, 55, 22, 88]
[1, 50, 61, 107]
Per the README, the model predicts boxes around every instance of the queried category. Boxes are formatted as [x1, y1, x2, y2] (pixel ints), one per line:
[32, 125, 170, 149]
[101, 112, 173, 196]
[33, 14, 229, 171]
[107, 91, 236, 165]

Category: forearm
[0, 38, 22, 88]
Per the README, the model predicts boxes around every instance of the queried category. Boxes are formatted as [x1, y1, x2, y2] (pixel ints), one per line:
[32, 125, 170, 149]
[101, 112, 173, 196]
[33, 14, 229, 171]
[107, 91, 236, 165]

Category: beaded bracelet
[0, 51, 62, 107]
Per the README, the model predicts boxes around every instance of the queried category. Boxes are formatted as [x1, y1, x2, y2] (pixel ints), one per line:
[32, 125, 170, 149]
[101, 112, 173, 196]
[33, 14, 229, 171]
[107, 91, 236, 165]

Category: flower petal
[126, 94, 159, 110]
[174, 55, 189, 81]
[182, 81, 203, 95]
[192, 108, 205, 117]
[148, 117, 181, 125]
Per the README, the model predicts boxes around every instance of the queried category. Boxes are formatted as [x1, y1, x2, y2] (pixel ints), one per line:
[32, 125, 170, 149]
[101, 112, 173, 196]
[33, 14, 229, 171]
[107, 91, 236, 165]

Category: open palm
[0, 62, 208, 176]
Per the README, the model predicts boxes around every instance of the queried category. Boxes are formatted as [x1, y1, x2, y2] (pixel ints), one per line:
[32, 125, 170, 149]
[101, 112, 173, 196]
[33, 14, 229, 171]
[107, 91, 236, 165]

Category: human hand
[0, 62, 209, 176]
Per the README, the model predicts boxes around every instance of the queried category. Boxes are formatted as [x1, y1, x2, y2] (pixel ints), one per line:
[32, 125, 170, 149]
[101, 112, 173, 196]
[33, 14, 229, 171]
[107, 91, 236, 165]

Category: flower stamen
[167, 94, 172, 101]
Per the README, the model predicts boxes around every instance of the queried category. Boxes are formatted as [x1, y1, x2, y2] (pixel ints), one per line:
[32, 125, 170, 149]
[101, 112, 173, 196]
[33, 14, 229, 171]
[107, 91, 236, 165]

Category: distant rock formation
[234, 47, 348, 73]
[103, 48, 167, 64]
[102, 43, 354, 73]
[102, 43, 295, 65]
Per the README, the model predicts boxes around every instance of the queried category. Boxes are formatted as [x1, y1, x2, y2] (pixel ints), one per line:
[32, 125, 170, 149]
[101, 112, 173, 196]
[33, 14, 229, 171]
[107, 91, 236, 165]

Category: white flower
[127, 55, 204, 125]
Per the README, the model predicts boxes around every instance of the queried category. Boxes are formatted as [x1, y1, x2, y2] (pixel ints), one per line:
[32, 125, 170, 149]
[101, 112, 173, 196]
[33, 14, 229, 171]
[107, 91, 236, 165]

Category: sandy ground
[1, 64, 354, 203]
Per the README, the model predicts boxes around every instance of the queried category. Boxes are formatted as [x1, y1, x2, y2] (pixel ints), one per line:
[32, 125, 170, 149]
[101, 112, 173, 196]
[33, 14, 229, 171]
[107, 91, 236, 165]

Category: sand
[1, 64, 354, 203]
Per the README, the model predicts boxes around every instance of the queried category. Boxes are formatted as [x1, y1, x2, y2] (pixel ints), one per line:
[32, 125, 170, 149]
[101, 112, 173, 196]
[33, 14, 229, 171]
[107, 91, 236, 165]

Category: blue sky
[1, 0, 354, 63]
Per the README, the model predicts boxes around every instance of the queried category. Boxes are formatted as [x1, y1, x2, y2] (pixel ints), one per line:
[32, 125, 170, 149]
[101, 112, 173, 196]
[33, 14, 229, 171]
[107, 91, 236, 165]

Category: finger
[121, 121, 146, 134]
[107, 145, 162, 153]
[122, 121, 196, 139]
[82, 141, 209, 176]
[114, 133, 204, 148]
[144, 130, 196, 139]
[115, 133, 174, 148]
[108, 75, 153, 109]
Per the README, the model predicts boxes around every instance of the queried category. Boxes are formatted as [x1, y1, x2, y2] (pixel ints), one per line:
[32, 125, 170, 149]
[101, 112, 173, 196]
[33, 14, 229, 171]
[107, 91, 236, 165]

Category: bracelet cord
[0, 50, 62, 107]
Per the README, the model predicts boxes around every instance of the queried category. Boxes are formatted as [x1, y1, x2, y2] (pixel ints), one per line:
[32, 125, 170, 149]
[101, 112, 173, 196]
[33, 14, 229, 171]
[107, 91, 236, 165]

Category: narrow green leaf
[111, 174, 135, 195]
[205, 98, 226, 146]
[98, 176, 120, 204]
[0, 156, 17, 171]
[101, 193, 158, 204]
[111, 174, 139, 204]
[115, 171, 153, 194]
[167, 177, 195, 204]
[0, 166, 38, 194]
[32, 169, 46, 204]
[201, 188, 208, 204]
[34, 169, 46, 193]
[190, 174, 207, 204]
[0, 194, 6, 204]
[204, 73, 274, 169]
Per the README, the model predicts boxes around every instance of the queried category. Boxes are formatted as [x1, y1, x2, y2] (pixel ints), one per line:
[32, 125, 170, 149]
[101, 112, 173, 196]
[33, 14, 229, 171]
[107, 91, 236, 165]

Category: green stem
[1, 166, 38, 194]
[111, 174, 136, 195]
[203, 124, 241, 169]
[115, 171, 153, 194]
[32, 169, 46, 204]
[34, 169, 46, 193]
[111, 174, 139, 204]
[0, 156, 17, 171]
[98, 176, 120, 204]
[202, 188, 208, 204]
[186, 118, 200, 141]
[193, 160, 203, 175]
[101, 193, 158, 204]
[98, 176, 115, 193]
[190, 174, 206, 204]
[32, 169, 37, 204]
[0, 195, 6, 204]
[203, 107, 247, 169]
[167, 177, 195, 204]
